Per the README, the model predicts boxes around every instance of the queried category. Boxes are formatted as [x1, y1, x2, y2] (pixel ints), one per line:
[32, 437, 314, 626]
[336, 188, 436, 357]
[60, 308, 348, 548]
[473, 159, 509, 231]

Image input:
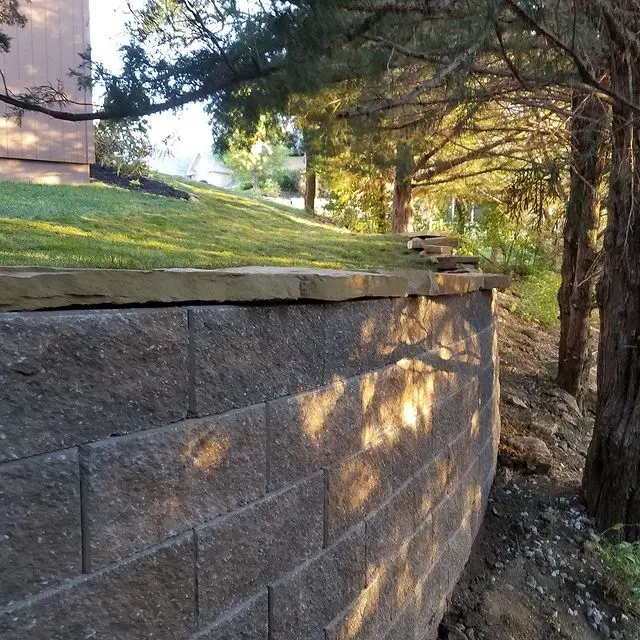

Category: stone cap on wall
[0, 266, 511, 312]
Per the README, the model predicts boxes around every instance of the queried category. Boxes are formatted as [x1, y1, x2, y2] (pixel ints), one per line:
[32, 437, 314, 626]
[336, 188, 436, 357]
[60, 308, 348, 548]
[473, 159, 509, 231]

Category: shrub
[276, 169, 301, 194]
[262, 178, 282, 198]
[224, 140, 288, 189]
[599, 525, 640, 611]
[511, 270, 561, 327]
[94, 118, 153, 179]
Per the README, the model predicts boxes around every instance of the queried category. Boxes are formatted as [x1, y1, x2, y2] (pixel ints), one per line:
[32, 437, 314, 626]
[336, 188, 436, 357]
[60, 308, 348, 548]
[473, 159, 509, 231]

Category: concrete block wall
[0, 291, 499, 639]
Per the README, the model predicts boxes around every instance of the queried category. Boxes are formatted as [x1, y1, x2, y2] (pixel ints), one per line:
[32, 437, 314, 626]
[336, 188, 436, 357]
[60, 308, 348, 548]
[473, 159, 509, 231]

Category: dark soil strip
[90, 165, 191, 201]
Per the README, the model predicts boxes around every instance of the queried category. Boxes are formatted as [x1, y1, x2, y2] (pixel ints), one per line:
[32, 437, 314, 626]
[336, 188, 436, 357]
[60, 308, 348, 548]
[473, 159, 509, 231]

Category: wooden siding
[0, 0, 94, 168]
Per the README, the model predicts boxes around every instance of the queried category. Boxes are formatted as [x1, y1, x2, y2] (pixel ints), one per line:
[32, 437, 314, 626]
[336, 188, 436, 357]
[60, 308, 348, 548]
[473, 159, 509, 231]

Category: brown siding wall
[0, 0, 93, 183]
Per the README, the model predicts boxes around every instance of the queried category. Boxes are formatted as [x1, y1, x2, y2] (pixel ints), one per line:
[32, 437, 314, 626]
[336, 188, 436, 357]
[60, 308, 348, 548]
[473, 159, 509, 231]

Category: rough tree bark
[556, 92, 606, 405]
[391, 143, 414, 233]
[583, 49, 640, 537]
[304, 170, 316, 213]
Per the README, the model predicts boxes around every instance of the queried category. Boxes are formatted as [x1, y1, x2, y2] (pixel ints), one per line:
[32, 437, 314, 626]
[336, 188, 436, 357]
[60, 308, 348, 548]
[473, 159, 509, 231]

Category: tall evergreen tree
[557, 91, 606, 406]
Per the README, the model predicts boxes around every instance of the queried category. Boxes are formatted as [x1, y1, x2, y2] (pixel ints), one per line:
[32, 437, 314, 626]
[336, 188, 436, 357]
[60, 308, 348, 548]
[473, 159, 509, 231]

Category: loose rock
[507, 393, 529, 410]
[500, 436, 553, 474]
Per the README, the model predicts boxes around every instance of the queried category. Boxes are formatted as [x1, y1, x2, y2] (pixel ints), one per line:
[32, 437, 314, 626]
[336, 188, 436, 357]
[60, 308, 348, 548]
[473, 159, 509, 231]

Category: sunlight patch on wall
[182, 434, 230, 470]
[335, 456, 380, 515]
[302, 380, 346, 445]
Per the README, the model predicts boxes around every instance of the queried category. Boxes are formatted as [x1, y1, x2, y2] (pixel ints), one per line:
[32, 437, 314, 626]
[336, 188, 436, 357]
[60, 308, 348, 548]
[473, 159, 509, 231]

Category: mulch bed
[90, 165, 191, 201]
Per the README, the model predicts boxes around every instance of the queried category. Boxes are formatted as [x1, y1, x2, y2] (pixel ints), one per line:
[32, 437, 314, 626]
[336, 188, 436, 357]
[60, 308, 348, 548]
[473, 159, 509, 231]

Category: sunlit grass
[0, 178, 424, 270]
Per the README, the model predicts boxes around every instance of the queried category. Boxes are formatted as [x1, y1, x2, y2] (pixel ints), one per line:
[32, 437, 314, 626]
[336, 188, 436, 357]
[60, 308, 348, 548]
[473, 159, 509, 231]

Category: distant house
[0, 0, 94, 184]
[185, 153, 233, 188]
[181, 150, 305, 189]
[284, 155, 306, 173]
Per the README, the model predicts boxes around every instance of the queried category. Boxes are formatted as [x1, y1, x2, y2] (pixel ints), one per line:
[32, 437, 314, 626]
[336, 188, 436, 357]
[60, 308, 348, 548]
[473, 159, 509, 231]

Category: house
[284, 154, 306, 173]
[0, 0, 94, 184]
[185, 153, 233, 187]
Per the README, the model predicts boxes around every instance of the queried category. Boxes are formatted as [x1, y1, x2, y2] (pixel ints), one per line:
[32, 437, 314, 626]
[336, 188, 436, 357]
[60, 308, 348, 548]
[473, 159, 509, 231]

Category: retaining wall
[0, 268, 501, 640]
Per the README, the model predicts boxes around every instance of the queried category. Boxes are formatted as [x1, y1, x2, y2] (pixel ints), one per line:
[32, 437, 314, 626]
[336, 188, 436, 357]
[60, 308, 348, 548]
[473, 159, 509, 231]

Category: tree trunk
[583, 52, 640, 538]
[391, 143, 414, 233]
[304, 170, 316, 212]
[556, 92, 605, 405]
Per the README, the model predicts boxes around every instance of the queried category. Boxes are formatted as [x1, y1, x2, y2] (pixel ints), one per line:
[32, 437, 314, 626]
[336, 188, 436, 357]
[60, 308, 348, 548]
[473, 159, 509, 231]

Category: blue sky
[89, 0, 213, 172]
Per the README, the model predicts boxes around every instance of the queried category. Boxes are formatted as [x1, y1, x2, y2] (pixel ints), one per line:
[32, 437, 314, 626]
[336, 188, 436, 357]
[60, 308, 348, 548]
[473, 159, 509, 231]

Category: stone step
[400, 230, 452, 239]
[419, 246, 454, 256]
[406, 237, 459, 250]
[423, 255, 481, 271]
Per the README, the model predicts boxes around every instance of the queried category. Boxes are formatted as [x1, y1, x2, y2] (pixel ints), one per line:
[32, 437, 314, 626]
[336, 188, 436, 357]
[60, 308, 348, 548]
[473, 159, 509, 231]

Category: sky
[89, 0, 213, 173]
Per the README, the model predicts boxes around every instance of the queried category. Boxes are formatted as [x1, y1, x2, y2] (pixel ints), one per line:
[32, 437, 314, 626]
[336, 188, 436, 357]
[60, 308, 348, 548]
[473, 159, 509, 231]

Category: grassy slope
[0, 178, 424, 271]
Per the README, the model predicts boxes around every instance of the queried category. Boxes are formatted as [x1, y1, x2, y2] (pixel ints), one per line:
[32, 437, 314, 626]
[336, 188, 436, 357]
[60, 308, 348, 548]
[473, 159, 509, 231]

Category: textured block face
[365, 481, 416, 583]
[479, 332, 498, 407]
[374, 535, 416, 620]
[382, 606, 416, 640]
[430, 378, 482, 454]
[448, 402, 494, 486]
[269, 524, 366, 640]
[408, 515, 436, 588]
[322, 296, 435, 378]
[326, 428, 418, 542]
[432, 474, 474, 556]
[322, 299, 397, 381]
[410, 329, 489, 408]
[430, 291, 494, 348]
[324, 577, 392, 640]
[82, 405, 267, 569]
[0, 450, 81, 606]
[446, 519, 476, 588]
[414, 552, 450, 640]
[0, 534, 196, 640]
[190, 305, 325, 416]
[0, 309, 189, 461]
[391, 296, 435, 358]
[466, 291, 495, 334]
[267, 379, 362, 489]
[374, 512, 434, 623]
[360, 362, 423, 446]
[477, 437, 497, 487]
[414, 454, 455, 522]
[197, 474, 324, 622]
[193, 594, 268, 640]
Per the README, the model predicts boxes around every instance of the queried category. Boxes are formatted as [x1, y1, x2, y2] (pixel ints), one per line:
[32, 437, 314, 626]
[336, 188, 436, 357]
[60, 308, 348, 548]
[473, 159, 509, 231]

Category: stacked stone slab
[404, 233, 481, 272]
[0, 275, 500, 640]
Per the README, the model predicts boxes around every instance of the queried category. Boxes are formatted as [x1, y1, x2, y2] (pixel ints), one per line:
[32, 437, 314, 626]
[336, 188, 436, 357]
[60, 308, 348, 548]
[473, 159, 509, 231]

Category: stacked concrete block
[0, 290, 499, 639]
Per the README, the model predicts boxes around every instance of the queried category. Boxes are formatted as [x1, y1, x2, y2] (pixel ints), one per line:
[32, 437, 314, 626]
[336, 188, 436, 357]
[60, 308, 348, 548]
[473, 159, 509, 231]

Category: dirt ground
[440, 292, 640, 640]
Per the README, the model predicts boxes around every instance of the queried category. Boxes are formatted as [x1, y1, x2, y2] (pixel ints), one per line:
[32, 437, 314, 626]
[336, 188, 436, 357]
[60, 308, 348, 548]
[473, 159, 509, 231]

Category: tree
[229, 0, 640, 535]
[503, 0, 640, 536]
[225, 140, 288, 191]
[556, 92, 606, 406]
[302, 129, 318, 213]
[0, 0, 25, 54]
[304, 166, 317, 213]
[0, 1, 389, 122]
[392, 142, 414, 233]
[94, 118, 154, 178]
[582, 24, 640, 536]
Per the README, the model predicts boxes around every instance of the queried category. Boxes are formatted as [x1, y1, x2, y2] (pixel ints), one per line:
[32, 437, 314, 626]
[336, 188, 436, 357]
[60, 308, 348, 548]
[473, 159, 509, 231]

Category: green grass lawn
[0, 178, 424, 270]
